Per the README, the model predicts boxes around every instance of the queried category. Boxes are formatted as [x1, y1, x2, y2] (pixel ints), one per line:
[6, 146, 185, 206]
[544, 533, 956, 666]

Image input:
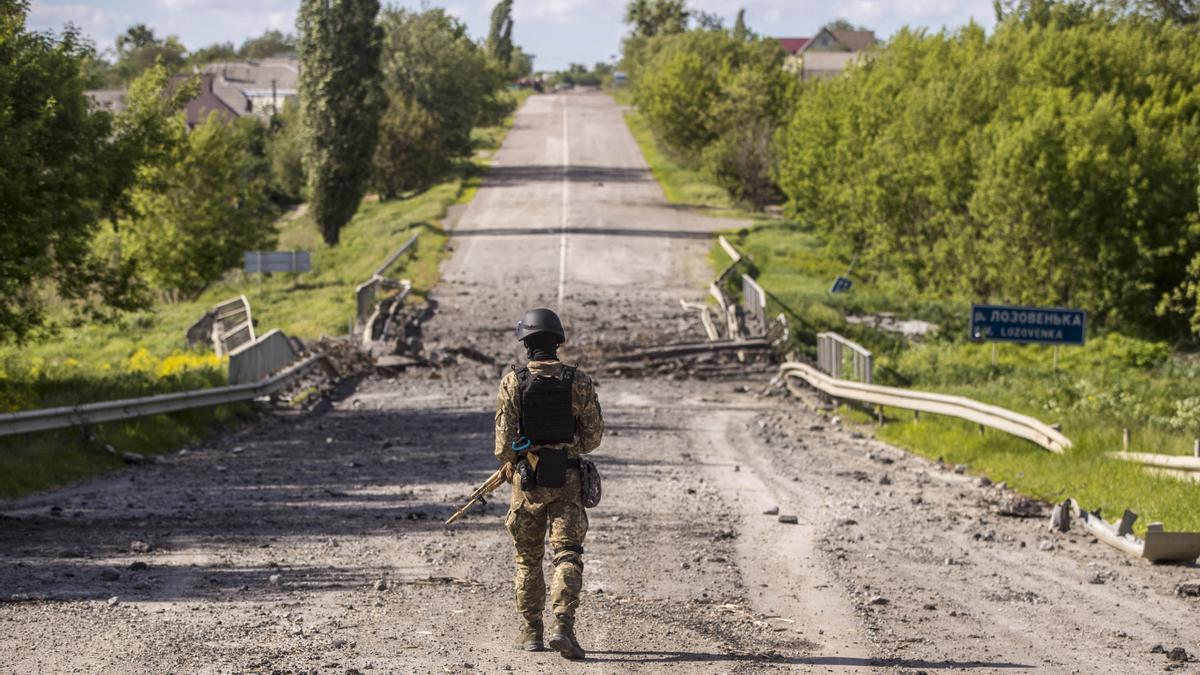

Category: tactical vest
[515, 365, 576, 445]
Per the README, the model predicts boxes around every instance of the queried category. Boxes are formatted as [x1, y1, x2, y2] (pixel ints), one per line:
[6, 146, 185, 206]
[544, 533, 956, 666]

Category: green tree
[823, 18, 867, 31]
[733, 8, 751, 40]
[187, 41, 237, 67]
[371, 7, 510, 197]
[113, 23, 186, 82]
[624, 0, 689, 37]
[509, 46, 535, 78]
[298, 0, 384, 245]
[266, 100, 306, 204]
[0, 5, 187, 342]
[777, 11, 1200, 338]
[487, 0, 514, 67]
[121, 114, 278, 300]
[239, 29, 297, 59]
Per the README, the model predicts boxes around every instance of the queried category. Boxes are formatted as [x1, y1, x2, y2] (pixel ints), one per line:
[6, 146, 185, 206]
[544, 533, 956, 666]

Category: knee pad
[553, 545, 584, 570]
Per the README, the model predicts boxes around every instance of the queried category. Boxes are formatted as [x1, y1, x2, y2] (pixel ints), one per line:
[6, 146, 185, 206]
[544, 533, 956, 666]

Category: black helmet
[515, 308, 565, 342]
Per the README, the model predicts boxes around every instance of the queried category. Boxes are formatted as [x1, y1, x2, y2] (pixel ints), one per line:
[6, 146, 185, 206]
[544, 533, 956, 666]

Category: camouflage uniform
[495, 360, 603, 626]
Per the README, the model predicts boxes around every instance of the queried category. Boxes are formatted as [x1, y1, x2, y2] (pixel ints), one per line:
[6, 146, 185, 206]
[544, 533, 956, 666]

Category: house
[202, 57, 299, 119]
[86, 89, 127, 114]
[85, 56, 300, 128]
[179, 72, 240, 129]
[775, 28, 876, 80]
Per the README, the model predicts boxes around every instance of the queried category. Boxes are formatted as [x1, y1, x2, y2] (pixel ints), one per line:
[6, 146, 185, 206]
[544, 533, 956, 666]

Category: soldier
[494, 307, 603, 660]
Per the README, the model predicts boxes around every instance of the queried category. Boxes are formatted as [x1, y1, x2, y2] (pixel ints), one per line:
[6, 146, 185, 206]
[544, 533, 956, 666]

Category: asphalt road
[2, 91, 1199, 674]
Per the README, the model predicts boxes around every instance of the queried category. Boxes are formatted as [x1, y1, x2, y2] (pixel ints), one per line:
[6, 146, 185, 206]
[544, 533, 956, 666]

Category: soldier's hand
[501, 462, 516, 483]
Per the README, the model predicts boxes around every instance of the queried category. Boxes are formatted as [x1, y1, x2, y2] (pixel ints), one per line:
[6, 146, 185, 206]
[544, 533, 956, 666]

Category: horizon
[27, 0, 999, 72]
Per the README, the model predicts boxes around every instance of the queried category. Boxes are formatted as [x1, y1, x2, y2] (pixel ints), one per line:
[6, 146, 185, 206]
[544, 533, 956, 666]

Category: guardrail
[742, 274, 767, 336]
[186, 296, 255, 356]
[1108, 451, 1200, 483]
[0, 353, 337, 438]
[228, 329, 298, 385]
[355, 233, 419, 334]
[779, 360, 1072, 453]
[817, 332, 873, 384]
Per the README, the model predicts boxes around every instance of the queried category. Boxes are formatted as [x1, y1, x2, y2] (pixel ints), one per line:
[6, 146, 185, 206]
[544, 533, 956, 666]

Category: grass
[0, 91, 530, 500]
[723, 222, 1200, 534]
[619, 101, 749, 216]
[617, 95, 1200, 534]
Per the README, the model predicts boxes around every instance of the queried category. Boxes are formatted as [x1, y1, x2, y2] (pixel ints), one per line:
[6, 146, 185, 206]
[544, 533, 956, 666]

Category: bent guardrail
[779, 360, 1072, 453]
[816, 332, 873, 384]
[0, 353, 336, 439]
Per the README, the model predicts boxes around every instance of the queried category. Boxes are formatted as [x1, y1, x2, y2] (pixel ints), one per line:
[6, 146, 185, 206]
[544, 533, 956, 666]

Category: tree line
[624, 0, 1200, 341]
[0, 0, 527, 343]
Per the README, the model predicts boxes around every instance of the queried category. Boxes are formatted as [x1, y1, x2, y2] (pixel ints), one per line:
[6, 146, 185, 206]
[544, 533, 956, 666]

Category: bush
[777, 10, 1200, 340]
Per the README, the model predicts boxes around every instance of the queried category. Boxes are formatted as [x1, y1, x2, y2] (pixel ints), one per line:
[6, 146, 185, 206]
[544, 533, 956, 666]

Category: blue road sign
[970, 304, 1086, 345]
[830, 276, 853, 293]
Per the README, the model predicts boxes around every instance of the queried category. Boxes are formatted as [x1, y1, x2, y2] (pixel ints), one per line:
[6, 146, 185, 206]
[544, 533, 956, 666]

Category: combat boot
[515, 621, 544, 652]
[547, 614, 585, 660]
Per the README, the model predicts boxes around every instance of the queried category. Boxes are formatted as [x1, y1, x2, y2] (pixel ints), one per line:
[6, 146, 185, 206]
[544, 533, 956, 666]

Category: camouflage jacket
[494, 360, 603, 465]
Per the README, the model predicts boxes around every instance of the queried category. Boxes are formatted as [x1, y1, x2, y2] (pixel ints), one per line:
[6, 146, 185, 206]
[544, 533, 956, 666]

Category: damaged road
[2, 91, 1199, 674]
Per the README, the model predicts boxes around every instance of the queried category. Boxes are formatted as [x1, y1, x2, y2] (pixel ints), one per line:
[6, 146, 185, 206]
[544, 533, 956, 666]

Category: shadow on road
[453, 226, 714, 240]
[589, 651, 1033, 669]
[484, 164, 650, 187]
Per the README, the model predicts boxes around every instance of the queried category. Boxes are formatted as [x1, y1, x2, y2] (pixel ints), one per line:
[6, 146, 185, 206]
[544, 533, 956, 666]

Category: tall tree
[297, 0, 384, 245]
[733, 8, 751, 40]
[487, 0, 514, 66]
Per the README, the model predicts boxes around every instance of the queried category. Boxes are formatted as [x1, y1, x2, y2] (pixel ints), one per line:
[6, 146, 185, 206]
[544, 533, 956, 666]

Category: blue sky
[27, 0, 998, 71]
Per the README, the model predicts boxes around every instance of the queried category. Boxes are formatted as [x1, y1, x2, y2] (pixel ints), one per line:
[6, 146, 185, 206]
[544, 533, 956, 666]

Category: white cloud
[27, 1, 132, 49]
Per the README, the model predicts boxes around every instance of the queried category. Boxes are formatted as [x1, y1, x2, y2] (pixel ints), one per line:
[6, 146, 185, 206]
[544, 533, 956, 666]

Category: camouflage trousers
[504, 468, 588, 625]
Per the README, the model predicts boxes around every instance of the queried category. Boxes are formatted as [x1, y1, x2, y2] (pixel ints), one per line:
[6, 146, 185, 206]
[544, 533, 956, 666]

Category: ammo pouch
[532, 447, 569, 489]
[580, 458, 602, 508]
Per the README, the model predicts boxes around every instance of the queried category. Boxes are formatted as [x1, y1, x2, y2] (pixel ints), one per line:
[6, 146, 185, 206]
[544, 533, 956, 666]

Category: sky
[26, 0, 999, 72]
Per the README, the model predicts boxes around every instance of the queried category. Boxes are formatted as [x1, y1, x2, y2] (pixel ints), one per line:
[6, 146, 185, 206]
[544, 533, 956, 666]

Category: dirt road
[3, 91, 1198, 674]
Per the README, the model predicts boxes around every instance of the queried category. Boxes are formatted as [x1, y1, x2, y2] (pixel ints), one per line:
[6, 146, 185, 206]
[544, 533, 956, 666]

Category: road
[2, 91, 1199, 674]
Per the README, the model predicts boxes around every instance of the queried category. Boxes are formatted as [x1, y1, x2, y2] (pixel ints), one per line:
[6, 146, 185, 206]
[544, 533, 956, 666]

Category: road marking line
[557, 100, 569, 309]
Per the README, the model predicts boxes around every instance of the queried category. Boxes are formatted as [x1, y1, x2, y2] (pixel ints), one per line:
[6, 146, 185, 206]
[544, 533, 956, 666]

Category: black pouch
[534, 448, 568, 488]
[517, 458, 536, 491]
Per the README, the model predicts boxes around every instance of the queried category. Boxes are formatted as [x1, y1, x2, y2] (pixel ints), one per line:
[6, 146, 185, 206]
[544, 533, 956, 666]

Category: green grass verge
[620, 103, 750, 216]
[618, 95, 1200, 533]
[0, 93, 530, 500]
[725, 222, 1200, 534]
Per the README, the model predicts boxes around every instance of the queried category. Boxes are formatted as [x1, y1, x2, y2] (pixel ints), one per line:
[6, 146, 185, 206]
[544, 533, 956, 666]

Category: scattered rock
[107, 596, 120, 607]
[975, 476, 992, 488]
[1168, 647, 1190, 662]
[953, 464, 968, 474]
[373, 579, 388, 592]
[268, 574, 282, 587]
[98, 568, 121, 582]
[1176, 581, 1200, 597]
[1038, 540, 1055, 551]
[878, 474, 892, 486]
[121, 452, 146, 465]
[762, 506, 779, 516]
[778, 515, 799, 525]
[129, 540, 152, 553]
[868, 596, 890, 606]
[830, 416, 841, 426]
[1151, 645, 1167, 654]
[128, 561, 149, 571]
[1088, 574, 1106, 585]
[922, 603, 937, 610]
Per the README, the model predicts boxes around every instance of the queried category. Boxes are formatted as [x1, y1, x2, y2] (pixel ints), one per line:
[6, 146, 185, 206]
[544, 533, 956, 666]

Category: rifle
[445, 466, 508, 525]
